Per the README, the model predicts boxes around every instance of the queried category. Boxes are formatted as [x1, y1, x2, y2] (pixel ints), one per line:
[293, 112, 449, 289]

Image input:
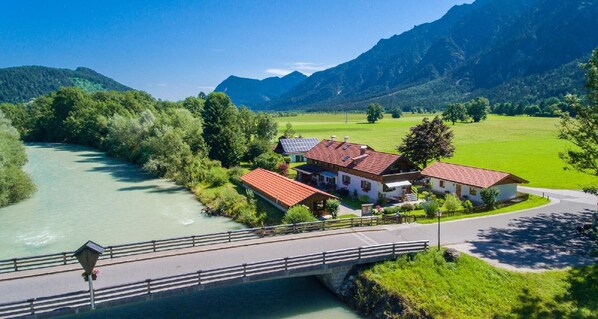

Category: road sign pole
[88, 274, 95, 309]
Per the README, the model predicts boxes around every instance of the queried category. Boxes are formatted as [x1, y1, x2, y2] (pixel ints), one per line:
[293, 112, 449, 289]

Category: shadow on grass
[469, 209, 598, 269]
[501, 267, 598, 318]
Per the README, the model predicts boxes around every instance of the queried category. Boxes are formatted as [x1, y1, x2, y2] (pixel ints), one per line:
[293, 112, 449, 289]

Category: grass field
[360, 250, 597, 318]
[277, 113, 598, 190]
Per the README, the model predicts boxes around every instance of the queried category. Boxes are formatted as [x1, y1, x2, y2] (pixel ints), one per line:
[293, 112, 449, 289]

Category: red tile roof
[304, 140, 404, 175]
[240, 168, 337, 207]
[421, 162, 528, 188]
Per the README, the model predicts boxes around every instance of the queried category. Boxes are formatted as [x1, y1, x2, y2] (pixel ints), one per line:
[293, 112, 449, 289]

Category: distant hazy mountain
[265, 0, 598, 111]
[0, 66, 132, 104]
[214, 71, 307, 107]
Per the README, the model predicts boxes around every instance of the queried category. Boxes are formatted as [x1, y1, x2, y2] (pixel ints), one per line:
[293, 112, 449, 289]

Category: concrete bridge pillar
[316, 265, 354, 295]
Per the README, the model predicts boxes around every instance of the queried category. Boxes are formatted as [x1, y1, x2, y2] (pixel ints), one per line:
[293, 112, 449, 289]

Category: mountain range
[0, 66, 132, 104]
[214, 71, 307, 107]
[216, 0, 598, 111]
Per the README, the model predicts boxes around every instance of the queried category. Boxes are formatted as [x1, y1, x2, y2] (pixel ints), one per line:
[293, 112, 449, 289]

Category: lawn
[277, 113, 598, 190]
[359, 249, 597, 318]
[415, 194, 550, 224]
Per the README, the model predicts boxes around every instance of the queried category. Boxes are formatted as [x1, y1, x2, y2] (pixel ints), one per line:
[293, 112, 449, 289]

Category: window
[318, 175, 324, 182]
[296, 155, 304, 162]
[469, 187, 477, 196]
[342, 175, 351, 185]
[361, 180, 371, 192]
[439, 180, 445, 188]
[315, 200, 324, 210]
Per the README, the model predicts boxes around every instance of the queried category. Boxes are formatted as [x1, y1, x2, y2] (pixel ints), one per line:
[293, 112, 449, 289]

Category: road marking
[352, 232, 378, 246]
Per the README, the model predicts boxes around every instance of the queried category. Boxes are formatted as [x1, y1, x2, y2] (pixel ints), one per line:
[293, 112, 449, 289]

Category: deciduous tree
[397, 116, 455, 168]
[466, 97, 489, 123]
[442, 103, 467, 125]
[559, 48, 598, 195]
[255, 112, 278, 141]
[366, 103, 384, 123]
[201, 92, 246, 167]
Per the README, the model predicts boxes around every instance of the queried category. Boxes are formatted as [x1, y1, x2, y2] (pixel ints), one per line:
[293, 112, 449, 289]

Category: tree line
[0, 89, 282, 225]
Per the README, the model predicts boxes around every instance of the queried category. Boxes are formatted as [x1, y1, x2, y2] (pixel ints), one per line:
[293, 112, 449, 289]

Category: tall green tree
[201, 92, 246, 167]
[181, 96, 204, 117]
[397, 116, 455, 168]
[255, 112, 278, 141]
[466, 97, 489, 123]
[442, 103, 468, 125]
[237, 105, 256, 142]
[366, 103, 385, 123]
[559, 48, 598, 195]
[283, 122, 296, 138]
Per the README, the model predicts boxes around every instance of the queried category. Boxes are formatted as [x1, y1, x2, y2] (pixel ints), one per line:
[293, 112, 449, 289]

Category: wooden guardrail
[0, 215, 413, 274]
[0, 240, 428, 319]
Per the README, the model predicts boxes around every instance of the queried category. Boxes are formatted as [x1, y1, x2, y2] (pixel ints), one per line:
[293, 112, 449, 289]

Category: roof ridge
[432, 161, 510, 175]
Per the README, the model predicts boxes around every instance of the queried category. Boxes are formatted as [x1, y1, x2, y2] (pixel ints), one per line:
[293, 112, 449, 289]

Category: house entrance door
[456, 184, 462, 197]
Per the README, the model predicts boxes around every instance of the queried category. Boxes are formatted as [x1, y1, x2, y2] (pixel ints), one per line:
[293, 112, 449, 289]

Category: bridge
[0, 216, 428, 318]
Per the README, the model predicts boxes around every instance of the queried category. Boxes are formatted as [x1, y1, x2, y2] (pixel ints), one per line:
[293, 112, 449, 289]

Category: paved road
[385, 187, 597, 271]
[1, 187, 596, 304]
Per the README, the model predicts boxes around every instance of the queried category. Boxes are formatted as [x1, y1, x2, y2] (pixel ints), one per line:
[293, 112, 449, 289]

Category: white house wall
[337, 171, 379, 201]
[429, 178, 518, 204]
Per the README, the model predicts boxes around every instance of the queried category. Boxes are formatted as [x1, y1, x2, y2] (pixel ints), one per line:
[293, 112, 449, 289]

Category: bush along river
[0, 143, 362, 319]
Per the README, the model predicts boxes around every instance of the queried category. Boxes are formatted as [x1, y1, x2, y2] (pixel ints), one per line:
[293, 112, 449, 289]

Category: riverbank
[339, 250, 597, 318]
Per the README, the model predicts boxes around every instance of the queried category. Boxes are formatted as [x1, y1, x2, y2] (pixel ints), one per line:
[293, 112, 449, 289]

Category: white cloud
[265, 62, 334, 76]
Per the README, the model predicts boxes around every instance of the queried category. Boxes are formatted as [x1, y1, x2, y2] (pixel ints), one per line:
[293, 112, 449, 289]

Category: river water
[0, 144, 361, 319]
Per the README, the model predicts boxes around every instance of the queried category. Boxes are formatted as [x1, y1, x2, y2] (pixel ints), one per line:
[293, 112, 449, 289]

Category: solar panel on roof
[342, 155, 350, 162]
[280, 138, 320, 153]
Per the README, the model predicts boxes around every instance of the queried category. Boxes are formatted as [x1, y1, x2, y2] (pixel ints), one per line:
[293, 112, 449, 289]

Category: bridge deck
[0, 227, 408, 305]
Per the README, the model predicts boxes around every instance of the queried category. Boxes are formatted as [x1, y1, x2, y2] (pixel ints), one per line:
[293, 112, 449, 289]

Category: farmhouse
[273, 137, 320, 162]
[293, 136, 420, 202]
[240, 168, 337, 216]
[421, 162, 529, 204]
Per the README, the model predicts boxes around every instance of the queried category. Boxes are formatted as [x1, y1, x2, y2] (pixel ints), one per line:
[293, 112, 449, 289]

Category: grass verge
[357, 249, 597, 318]
[416, 194, 550, 224]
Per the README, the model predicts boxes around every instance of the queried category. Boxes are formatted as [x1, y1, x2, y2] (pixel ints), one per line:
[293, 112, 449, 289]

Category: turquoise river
[0, 144, 361, 319]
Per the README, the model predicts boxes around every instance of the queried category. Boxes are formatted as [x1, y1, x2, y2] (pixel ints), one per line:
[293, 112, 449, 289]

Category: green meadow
[277, 113, 598, 190]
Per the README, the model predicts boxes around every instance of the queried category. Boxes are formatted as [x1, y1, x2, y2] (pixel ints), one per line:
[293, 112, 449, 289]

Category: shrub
[462, 200, 473, 212]
[443, 194, 461, 212]
[283, 205, 317, 224]
[283, 156, 291, 164]
[423, 200, 440, 218]
[228, 166, 245, 184]
[481, 187, 500, 210]
[384, 206, 400, 215]
[358, 194, 371, 203]
[206, 166, 229, 186]
[325, 199, 341, 219]
[252, 152, 284, 171]
[400, 203, 415, 212]
[245, 139, 272, 162]
[276, 162, 289, 177]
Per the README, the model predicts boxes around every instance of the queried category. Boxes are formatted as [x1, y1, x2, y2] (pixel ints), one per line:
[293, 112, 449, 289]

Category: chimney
[360, 145, 367, 155]
[330, 135, 336, 142]
[344, 136, 349, 143]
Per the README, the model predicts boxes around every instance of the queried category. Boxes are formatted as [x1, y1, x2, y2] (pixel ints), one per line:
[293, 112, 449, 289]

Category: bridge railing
[0, 215, 413, 274]
[0, 240, 428, 319]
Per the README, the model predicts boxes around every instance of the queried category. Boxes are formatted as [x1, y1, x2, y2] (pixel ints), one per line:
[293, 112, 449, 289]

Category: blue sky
[0, 0, 473, 101]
